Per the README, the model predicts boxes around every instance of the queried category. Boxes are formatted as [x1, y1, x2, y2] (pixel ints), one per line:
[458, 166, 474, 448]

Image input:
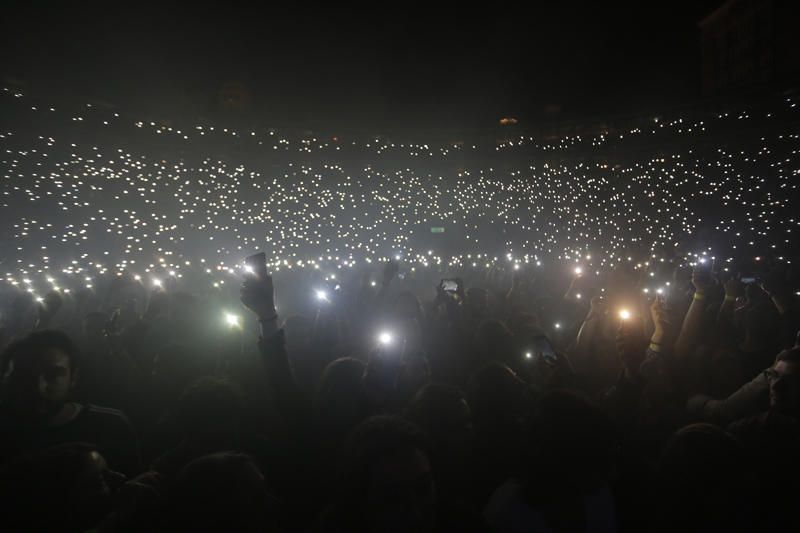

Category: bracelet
[693, 292, 706, 301]
[648, 342, 662, 353]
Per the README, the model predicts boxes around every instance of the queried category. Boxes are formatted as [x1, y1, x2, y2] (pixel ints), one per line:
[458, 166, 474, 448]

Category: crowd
[0, 254, 799, 532]
[1, 87, 799, 281]
[0, 88, 800, 531]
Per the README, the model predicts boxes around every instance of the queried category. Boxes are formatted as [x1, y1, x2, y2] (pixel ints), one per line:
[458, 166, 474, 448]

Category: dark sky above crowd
[2, 1, 723, 131]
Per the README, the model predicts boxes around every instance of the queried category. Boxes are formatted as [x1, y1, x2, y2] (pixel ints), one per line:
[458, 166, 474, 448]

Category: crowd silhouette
[1, 256, 799, 532]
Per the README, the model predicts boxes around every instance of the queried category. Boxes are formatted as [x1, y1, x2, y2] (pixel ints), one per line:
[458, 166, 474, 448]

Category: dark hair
[168, 452, 270, 532]
[406, 383, 468, 432]
[522, 390, 618, 496]
[176, 377, 247, 439]
[1, 329, 80, 377]
[340, 415, 431, 495]
[317, 357, 366, 402]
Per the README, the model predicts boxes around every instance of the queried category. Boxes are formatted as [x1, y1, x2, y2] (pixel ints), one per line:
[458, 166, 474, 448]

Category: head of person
[168, 291, 199, 332]
[8, 291, 37, 331]
[82, 312, 108, 343]
[337, 415, 436, 533]
[465, 287, 489, 318]
[768, 348, 800, 415]
[282, 315, 314, 354]
[151, 342, 208, 392]
[315, 357, 369, 433]
[0, 442, 120, 532]
[167, 452, 273, 533]
[176, 377, 247, 450]
[406, 384, 473, 460]
[467, 362, 528, 437]
[522, 390, 618, 496]
[474, 319, 514, 365]
[393, 291, 423, 322]
[395, 354, 431, 407]
[656, 424, 748, 529]
[0, 330, 80, 421]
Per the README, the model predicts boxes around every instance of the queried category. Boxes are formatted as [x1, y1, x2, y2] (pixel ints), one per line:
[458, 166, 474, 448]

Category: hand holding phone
[530, 335, 558, 365]
[441, 279, 459, 293]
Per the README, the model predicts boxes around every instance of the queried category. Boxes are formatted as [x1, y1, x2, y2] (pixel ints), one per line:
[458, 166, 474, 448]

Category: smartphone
[740, 277, 758, 284]
[531, 335, 558, 364]
[441, 279, 459, 292]
[245, 252, 269, 280]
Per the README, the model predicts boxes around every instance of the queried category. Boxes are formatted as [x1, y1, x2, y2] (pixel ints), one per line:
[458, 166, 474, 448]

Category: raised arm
[674, 270, 715, 360]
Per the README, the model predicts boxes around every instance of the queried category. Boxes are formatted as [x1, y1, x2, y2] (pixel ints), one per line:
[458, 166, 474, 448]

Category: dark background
[0, 1, 729, 131]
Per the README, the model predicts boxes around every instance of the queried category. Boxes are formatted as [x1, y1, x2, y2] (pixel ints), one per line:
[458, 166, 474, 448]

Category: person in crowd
[0, 442, 122, 532]
[0, 329, 140, 476]
[161, 451, 278, 532]
[0, 255, 795, 531]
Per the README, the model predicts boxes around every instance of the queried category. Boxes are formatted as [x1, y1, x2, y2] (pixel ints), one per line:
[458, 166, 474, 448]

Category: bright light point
[378, 331, 393, 345]
[574, 266, 583, 275]
[316, 290, 328, 301]
[514, 264, 520, 270]
[244, 264, 254, 274]
[656, 288, 664, 295]
[525, 352, 532, 359]
[134, 274, 141, 281]
[619, 309, 631, 321]
[554, 322, 561, 329]
[225, 313, 240, 327]
[35, 297, 44, 303]
[370, 281, 377, 287]
[576, 293, 582, 299]
[153, 279, 162, 287]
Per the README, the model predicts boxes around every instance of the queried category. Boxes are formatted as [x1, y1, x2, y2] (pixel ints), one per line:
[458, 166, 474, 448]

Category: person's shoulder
[79, 403, 136, 430]
[83, 403, 128, 418]
[727, 411, 770, 435]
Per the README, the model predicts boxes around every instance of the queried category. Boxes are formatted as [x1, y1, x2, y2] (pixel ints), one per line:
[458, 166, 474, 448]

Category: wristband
[693, 292, 706, 301]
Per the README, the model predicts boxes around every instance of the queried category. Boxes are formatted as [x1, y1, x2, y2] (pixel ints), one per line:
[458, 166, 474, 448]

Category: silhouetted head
[168, 452, 272, 533]
[338, 415, 436, 533]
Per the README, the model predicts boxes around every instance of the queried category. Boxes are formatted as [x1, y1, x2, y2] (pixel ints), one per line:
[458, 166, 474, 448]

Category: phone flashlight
[225, 313, 240, 328]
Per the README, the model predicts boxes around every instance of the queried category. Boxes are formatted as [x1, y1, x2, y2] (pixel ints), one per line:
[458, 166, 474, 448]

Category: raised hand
[650, 295, 671, 343]
[724, 277, 745, 300]
[382, 260, 399, 286]
[691, 268, 715, 295]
